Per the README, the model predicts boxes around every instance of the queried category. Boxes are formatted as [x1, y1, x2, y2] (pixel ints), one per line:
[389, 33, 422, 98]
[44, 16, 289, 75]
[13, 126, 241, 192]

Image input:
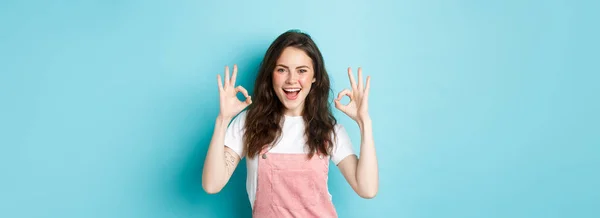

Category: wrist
[216, 115, 232, 126]
[357, 115, 372, 129]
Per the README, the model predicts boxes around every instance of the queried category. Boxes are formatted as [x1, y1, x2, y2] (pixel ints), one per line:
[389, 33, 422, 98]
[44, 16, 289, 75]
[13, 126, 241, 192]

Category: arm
[202, 64, 251, 194]
[337, 117, 378, 198]
[335, 67, 379, 199]
[201, 116, 242, 194]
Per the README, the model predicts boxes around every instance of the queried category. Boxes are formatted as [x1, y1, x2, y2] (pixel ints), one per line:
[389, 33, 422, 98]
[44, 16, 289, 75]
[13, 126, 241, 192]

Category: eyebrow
[276, 64, 311, 69]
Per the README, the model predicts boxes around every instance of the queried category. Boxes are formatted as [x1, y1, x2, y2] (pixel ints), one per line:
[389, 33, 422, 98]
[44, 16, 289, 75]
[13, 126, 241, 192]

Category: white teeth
[283, 88, 301, 92]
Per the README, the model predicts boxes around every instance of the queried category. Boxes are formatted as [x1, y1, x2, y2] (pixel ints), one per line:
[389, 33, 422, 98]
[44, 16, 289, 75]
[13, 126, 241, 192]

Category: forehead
[276, 47, 313, 67]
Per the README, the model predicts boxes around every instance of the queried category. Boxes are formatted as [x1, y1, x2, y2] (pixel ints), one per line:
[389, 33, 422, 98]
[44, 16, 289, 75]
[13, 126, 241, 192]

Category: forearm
[355, 117, 378, 198]
[202, 116, 231, 193]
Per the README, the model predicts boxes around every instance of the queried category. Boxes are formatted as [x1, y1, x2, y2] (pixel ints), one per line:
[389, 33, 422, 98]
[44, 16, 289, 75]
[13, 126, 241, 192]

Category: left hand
[335, 67, 371, 122]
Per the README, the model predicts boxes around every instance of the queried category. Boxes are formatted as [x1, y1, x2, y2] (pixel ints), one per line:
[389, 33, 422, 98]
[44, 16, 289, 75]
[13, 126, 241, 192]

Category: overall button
[262, 153, 267, 159]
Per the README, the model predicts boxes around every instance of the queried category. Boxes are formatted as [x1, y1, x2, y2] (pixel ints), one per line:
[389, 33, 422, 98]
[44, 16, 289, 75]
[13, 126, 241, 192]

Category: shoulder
[330, 123, 352, 148]
[237, 110, 248, 120]
[230, 110, 248, 126]
[225, 110, 248, 136]
[329, 123, 355, 164]
[333, 123, 348, 136]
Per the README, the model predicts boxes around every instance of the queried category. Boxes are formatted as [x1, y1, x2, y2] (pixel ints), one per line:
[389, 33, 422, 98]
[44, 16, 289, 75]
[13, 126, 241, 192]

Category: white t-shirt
[224, 110, 355, 209]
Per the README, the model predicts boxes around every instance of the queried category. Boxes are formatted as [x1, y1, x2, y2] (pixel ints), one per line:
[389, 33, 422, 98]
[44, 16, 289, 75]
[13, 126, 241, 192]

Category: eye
[299, 69, 308, 73]
[277, 68, 285, 73]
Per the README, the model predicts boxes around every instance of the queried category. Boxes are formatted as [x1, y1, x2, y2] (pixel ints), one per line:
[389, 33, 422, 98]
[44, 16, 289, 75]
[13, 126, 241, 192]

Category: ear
[312, 78, 316, 83]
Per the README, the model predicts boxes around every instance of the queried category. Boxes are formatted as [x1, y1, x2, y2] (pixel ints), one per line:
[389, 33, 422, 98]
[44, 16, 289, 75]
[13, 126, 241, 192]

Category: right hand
[217, 64, 252, 120]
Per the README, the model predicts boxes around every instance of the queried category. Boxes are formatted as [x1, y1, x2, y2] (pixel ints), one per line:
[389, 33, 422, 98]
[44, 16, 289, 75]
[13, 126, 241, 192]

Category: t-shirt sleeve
[330, 124, 356, 165]
[223, 111, 247, 158]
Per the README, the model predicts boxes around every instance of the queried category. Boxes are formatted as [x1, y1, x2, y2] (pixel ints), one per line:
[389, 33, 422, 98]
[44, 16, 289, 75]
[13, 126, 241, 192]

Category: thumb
[244, 95, 252, 105]
[334, 99, 346, 113]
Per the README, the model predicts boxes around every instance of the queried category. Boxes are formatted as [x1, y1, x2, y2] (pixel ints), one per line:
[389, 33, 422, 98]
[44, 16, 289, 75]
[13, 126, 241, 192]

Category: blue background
[1, 0, 598, 217]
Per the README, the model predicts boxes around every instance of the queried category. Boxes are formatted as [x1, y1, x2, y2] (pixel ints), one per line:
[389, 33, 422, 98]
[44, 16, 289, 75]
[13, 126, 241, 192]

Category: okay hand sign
[335, 67, 371, 122]
[217, 64, 252, 120]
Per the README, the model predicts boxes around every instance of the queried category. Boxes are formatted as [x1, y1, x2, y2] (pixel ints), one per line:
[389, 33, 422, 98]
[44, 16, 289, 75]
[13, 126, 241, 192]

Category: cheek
[298, 74, 314, 85]
[272, 73, 284, 86]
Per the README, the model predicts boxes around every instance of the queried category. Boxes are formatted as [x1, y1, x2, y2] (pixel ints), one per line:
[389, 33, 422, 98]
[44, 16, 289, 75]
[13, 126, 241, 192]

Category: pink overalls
[252, 147, 338, 218]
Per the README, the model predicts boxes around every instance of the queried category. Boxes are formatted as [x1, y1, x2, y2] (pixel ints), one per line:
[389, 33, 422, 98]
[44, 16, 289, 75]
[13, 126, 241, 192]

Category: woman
[202, 30, 378, 218]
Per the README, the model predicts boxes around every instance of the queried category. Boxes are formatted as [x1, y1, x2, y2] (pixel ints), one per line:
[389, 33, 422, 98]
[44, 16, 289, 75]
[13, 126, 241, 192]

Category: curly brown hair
[243, 30, 337, 159]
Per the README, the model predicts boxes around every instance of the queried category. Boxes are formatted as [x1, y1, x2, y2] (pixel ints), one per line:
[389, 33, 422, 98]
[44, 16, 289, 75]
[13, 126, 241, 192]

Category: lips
[283, 88, 301, 100]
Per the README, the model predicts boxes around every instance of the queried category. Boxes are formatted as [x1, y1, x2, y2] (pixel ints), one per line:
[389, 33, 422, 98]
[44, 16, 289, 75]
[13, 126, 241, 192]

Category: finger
[217, 74, 224, 92]
[224, 66, 230, 89]
[236, 86, 252, 105]
[336, 89, 352, 101]
[231, 64, 238, 87]
[347, 67, 357, 90]
[334, 99, 345, 111]
[364, 76, 371, 100]
[236, 86, 250, 98]
[357, 67, 363, 91]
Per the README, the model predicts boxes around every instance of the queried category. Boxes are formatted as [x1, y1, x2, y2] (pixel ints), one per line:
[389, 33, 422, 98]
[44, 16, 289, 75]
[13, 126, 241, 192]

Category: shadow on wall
[171, 47, 265, 218]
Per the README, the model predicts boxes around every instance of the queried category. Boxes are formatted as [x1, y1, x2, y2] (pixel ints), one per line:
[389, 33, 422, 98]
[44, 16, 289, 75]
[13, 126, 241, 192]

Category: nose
[285, 72, 298, 84]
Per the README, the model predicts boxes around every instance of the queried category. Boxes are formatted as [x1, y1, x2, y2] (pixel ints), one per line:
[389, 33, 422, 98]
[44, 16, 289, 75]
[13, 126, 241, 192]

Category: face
[272, 46, 316, 116]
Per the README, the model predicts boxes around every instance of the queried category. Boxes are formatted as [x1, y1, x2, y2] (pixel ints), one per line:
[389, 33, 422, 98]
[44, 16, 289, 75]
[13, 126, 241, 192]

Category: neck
[284, 108, 303, 117]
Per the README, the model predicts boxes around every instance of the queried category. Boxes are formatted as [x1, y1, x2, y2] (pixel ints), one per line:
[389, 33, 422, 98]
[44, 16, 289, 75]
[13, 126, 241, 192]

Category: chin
[278, 94, 306, 114]
[283, 102, 301, 112]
